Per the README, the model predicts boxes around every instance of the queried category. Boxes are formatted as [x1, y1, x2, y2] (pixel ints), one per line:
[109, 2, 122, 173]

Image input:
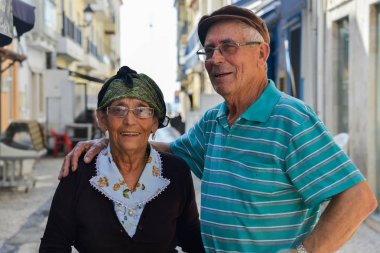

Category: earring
[151, 131, 156, 140]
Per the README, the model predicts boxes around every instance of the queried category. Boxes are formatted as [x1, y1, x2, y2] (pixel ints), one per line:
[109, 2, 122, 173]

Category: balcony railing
[62, 14, 82, 46]
[87, 39, 98, 58]
[87, 39, 104, 62]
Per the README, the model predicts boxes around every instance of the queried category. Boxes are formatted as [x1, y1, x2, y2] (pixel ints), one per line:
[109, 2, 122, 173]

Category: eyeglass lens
[107, 106, 153, 118]
[204, 42, 238, 59]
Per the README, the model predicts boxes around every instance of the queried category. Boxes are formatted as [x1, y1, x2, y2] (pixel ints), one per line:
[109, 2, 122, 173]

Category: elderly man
[61, 5, 377, 253]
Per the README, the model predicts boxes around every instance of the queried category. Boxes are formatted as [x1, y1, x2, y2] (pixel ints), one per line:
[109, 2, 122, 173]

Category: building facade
[174, 0, 227, 131]
[322, 0, 380, 229]
[14, 0, 122, 134]
[0, 0, 121, 151]
[0, 0, 31, 134]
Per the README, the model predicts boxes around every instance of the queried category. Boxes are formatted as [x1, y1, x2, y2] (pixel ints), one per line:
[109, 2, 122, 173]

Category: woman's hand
[58, 138, 109, 179]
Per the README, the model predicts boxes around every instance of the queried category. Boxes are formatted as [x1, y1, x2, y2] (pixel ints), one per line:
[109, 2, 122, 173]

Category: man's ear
[96, 110, 108, 133]
[258, 43, 270, 67]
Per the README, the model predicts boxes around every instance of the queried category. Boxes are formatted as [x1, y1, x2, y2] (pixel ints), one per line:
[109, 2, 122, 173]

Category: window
[289, 25, 302, 99]
[336, 17, 349, 133]
[283, 15, 302, 100]
[46, 52, 52, 69]
[30, 72, 44, 118]
[44, 0, 56, 32]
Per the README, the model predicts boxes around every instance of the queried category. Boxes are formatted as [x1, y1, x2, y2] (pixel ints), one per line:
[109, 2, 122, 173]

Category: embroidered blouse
[90, 144, 170, 237]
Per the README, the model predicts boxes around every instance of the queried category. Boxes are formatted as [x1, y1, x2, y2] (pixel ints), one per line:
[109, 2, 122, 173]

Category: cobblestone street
[0, 127, 379, 252]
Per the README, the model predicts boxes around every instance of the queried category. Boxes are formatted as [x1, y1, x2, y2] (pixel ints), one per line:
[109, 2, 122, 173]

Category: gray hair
[238, 21, 268, 71]
[238, 21, 265, 43]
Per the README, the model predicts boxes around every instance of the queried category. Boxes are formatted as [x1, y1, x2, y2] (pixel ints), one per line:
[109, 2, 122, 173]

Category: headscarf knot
[116, 66, 138, 88]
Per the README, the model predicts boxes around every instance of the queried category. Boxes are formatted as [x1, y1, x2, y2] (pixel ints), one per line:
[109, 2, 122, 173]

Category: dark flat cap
[197, 5, 270, 46]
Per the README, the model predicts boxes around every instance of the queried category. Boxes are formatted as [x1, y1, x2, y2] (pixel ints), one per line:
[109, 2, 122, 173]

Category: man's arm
[302, 181, 377, 253]
[59, 139, 172, 179]
[59, 138, 109, 179]
[150, 141, 171, 153]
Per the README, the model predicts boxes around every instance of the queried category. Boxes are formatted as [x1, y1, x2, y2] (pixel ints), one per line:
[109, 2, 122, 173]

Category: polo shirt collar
[216, 80, 281, 123]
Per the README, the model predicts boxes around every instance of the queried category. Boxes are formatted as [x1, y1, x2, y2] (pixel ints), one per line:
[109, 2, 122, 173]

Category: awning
[68, 70, 105, 84]
[256, 0, 281, 28]
[233, 0, 281, 29]
[57, 67, 105, 84]
[0, 0, 35, 47]
[13, 0, 36, 38]
[233, 0, 256, 7]
[0, 1, 13, 47]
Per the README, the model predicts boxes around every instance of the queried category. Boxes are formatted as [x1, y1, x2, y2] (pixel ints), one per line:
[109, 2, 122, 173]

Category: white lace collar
[90, 144, 170, 211]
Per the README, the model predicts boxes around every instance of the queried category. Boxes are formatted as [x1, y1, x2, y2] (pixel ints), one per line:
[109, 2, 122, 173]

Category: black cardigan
[40, 152, 204, 253]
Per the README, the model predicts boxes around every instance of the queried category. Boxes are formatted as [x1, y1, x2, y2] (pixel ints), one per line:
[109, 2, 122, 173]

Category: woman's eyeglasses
[107, 106, 154, 118]
[196, 41, 262, 61]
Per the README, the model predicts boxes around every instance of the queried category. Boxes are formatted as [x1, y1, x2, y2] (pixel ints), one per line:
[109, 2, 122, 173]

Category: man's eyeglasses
[196, 41, 262, 61]
[107, 106, 154, 118]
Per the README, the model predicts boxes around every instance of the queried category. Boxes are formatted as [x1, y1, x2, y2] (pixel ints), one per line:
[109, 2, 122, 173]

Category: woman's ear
[152, 117, 159, 133]
[96, 110, 108, 133]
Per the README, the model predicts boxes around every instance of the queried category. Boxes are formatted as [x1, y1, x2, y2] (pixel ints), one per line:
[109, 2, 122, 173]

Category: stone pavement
[0, 126, 379, 252]
[0, 157, 60, 253]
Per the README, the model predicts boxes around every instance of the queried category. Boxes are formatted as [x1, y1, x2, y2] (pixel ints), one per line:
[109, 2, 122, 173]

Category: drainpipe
[316, 0, 326, 121]
[0, 57, 2, 139]
[309, 0, 318, 111]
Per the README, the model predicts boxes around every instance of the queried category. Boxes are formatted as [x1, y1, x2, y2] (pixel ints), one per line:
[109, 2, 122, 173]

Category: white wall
[43, 69, 75, 132]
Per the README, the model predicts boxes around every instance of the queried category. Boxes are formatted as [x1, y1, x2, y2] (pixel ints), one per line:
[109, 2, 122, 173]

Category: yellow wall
[0, 53, 19, 132]
[0, 93, 9, 132]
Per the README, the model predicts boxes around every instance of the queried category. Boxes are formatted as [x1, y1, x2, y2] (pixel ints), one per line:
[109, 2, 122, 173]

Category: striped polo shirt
[170, 80, 364, 253]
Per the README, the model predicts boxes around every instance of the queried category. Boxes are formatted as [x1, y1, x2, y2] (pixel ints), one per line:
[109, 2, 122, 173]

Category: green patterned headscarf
[97, 66, 169, 128]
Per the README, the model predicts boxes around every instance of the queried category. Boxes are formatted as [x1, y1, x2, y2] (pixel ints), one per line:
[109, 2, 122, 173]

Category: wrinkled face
[204, 20, 268, 99]
[97, 98, 158, 154]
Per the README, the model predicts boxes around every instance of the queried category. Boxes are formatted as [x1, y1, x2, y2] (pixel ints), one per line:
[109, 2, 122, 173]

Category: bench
[0, 120, 47, 191]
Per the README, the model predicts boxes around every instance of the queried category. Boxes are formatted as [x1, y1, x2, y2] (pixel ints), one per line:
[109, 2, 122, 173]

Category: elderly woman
[40, 66, 204, 253]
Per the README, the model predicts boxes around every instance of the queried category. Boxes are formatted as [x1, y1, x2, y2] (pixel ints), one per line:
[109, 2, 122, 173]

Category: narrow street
[0, 126, 379, 252]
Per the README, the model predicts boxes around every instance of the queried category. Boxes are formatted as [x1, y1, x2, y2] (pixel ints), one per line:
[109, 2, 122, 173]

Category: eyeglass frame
[106, 106, 154, 119]
[196, 41, 263, 61]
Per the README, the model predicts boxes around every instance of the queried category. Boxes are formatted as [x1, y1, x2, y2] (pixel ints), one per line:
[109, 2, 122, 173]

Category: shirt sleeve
[170, 116, 207, 179]
[285, 109, 365, 208]
[39, 170, 78, 252]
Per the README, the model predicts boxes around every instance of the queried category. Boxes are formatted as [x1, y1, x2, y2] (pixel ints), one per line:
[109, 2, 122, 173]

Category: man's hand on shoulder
[58, 138, 109, 179]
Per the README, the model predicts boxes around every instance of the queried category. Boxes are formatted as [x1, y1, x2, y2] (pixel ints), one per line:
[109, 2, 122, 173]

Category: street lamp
[81, 4, 94, 27]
